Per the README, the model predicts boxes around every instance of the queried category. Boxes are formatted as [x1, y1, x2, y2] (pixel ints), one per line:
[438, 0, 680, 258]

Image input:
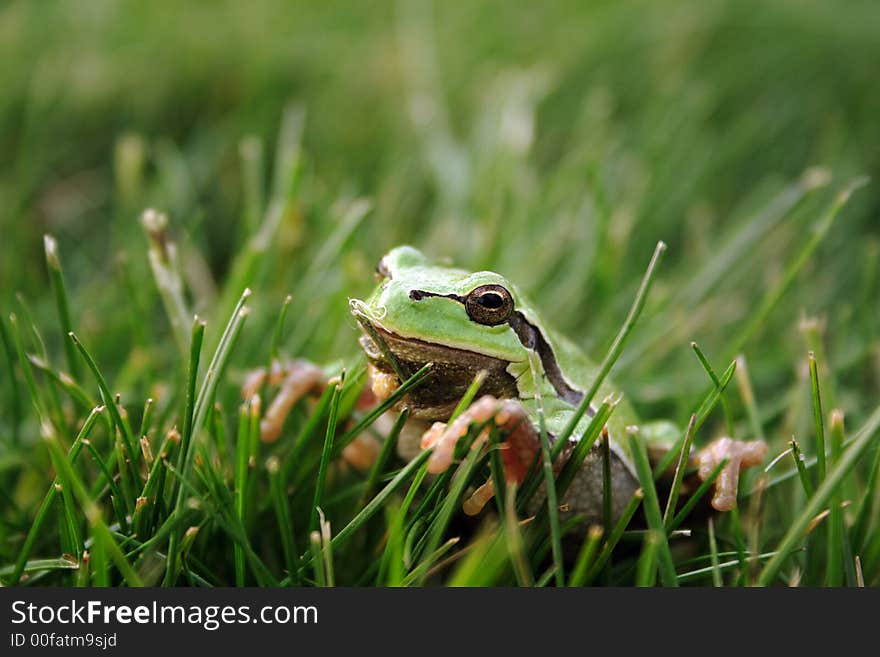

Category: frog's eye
[465, 284, 514, 326]
[375, 256, 392, 281]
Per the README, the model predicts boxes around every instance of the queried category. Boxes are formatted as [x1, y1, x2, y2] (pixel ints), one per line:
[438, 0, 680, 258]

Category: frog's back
[545, 326, 639, 446]
[512, 282, 638, 430]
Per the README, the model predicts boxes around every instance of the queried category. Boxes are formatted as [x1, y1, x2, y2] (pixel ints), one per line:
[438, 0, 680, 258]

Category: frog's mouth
[356, 322, 519, 422]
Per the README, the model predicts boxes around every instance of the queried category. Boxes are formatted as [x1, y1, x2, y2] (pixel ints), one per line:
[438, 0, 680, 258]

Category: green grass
[1, 0, 879, 587]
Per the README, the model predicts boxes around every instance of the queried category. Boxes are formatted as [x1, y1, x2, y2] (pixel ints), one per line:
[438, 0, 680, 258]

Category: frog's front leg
[421, 397, 640, 523]
[420, 395, 540, 515]
[640, 420, 768, 512]
[242, 359, 384, 473]
[696, 437, 767, 511]
[241, 359, 325, 442]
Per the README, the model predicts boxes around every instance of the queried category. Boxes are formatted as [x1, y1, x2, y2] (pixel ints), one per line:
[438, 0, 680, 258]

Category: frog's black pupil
[479, 293, 504, 309]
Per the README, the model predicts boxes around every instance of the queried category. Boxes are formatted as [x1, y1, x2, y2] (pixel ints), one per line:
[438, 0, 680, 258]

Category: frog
[245, 245, 767, 527]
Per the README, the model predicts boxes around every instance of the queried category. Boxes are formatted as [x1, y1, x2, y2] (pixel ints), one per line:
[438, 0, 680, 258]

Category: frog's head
[350, 246, 567, 419]
[354, 246, 528, 356]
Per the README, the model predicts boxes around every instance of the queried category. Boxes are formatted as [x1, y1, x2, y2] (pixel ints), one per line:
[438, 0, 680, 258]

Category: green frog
[247, 246, 767, 525]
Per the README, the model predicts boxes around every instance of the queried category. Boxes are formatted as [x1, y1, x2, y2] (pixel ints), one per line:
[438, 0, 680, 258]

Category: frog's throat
[408, 289, 589, 413]
[358, 325, 521, 421]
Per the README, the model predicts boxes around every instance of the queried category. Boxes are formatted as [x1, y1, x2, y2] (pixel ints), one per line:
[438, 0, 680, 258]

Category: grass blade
[7, 406, 105, 585]
[579, 490, 644, 586]
[527, 351, 564, 587]
[758, 404, 880, 586]
[554, 241, 666, 452]
[789, 437, 814, 497]
[309, 379, 342, 533]
[627, 430, 677, 586]
[826, 410, 846, 586]
[43, 234, 79, 379]
[691, 342, 733, 436]
[233, 400, 252, 586]
[164, 289, 251, 585]
[725, 177, 868, 359]
[267, 454, 299, 583]
[416, 439, 485, 585]
[667, 458, 728, 532]
[328, 449, 432, 553]
[808, 352, 826, 482]
[503, 484, 533, 586]
[43, 427, 143, 586]
[663, 413, 696, 529]
[707, 517, 723, 587]
[653, 360, 736, 478]
[68, 332, 140, 480]
[678, 551, 783, 584]
[568, 525, 603, 587]
[141, 209, 192, 358]
[358, 409, 407, 509]
[635, 530, 660, 587]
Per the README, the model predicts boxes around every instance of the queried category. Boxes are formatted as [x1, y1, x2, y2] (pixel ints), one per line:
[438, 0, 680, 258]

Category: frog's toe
[697, 437, 768, 512]
[340, 434, 382, 472]
[422, 396, 501, 473]
[419, 395, 537, 516]
[423, 422, 455, 473]
[463, 479, 496, 516]
[257, 359, 325, 442]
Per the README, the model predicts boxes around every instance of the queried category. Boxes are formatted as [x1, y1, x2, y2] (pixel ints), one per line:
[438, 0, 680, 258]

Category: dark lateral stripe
[409, 289, 466, 303]
[506, 312, 589, 410]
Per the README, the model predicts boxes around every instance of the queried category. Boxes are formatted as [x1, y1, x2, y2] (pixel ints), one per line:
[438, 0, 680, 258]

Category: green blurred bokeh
[1, 0, 878, 423]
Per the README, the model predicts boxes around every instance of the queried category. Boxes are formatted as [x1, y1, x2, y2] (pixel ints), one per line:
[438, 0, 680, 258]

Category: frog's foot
[420, 395, 540, 515]
[340, 434, 382, 472]
[366, 362, 400, 403]
[241, 359, 325, 443]
[463, 480, 497, 516]
[697, 437, 768, 512]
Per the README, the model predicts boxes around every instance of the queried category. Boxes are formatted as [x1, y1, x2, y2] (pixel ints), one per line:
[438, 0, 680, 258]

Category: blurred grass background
[1, 0, 879, 584]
